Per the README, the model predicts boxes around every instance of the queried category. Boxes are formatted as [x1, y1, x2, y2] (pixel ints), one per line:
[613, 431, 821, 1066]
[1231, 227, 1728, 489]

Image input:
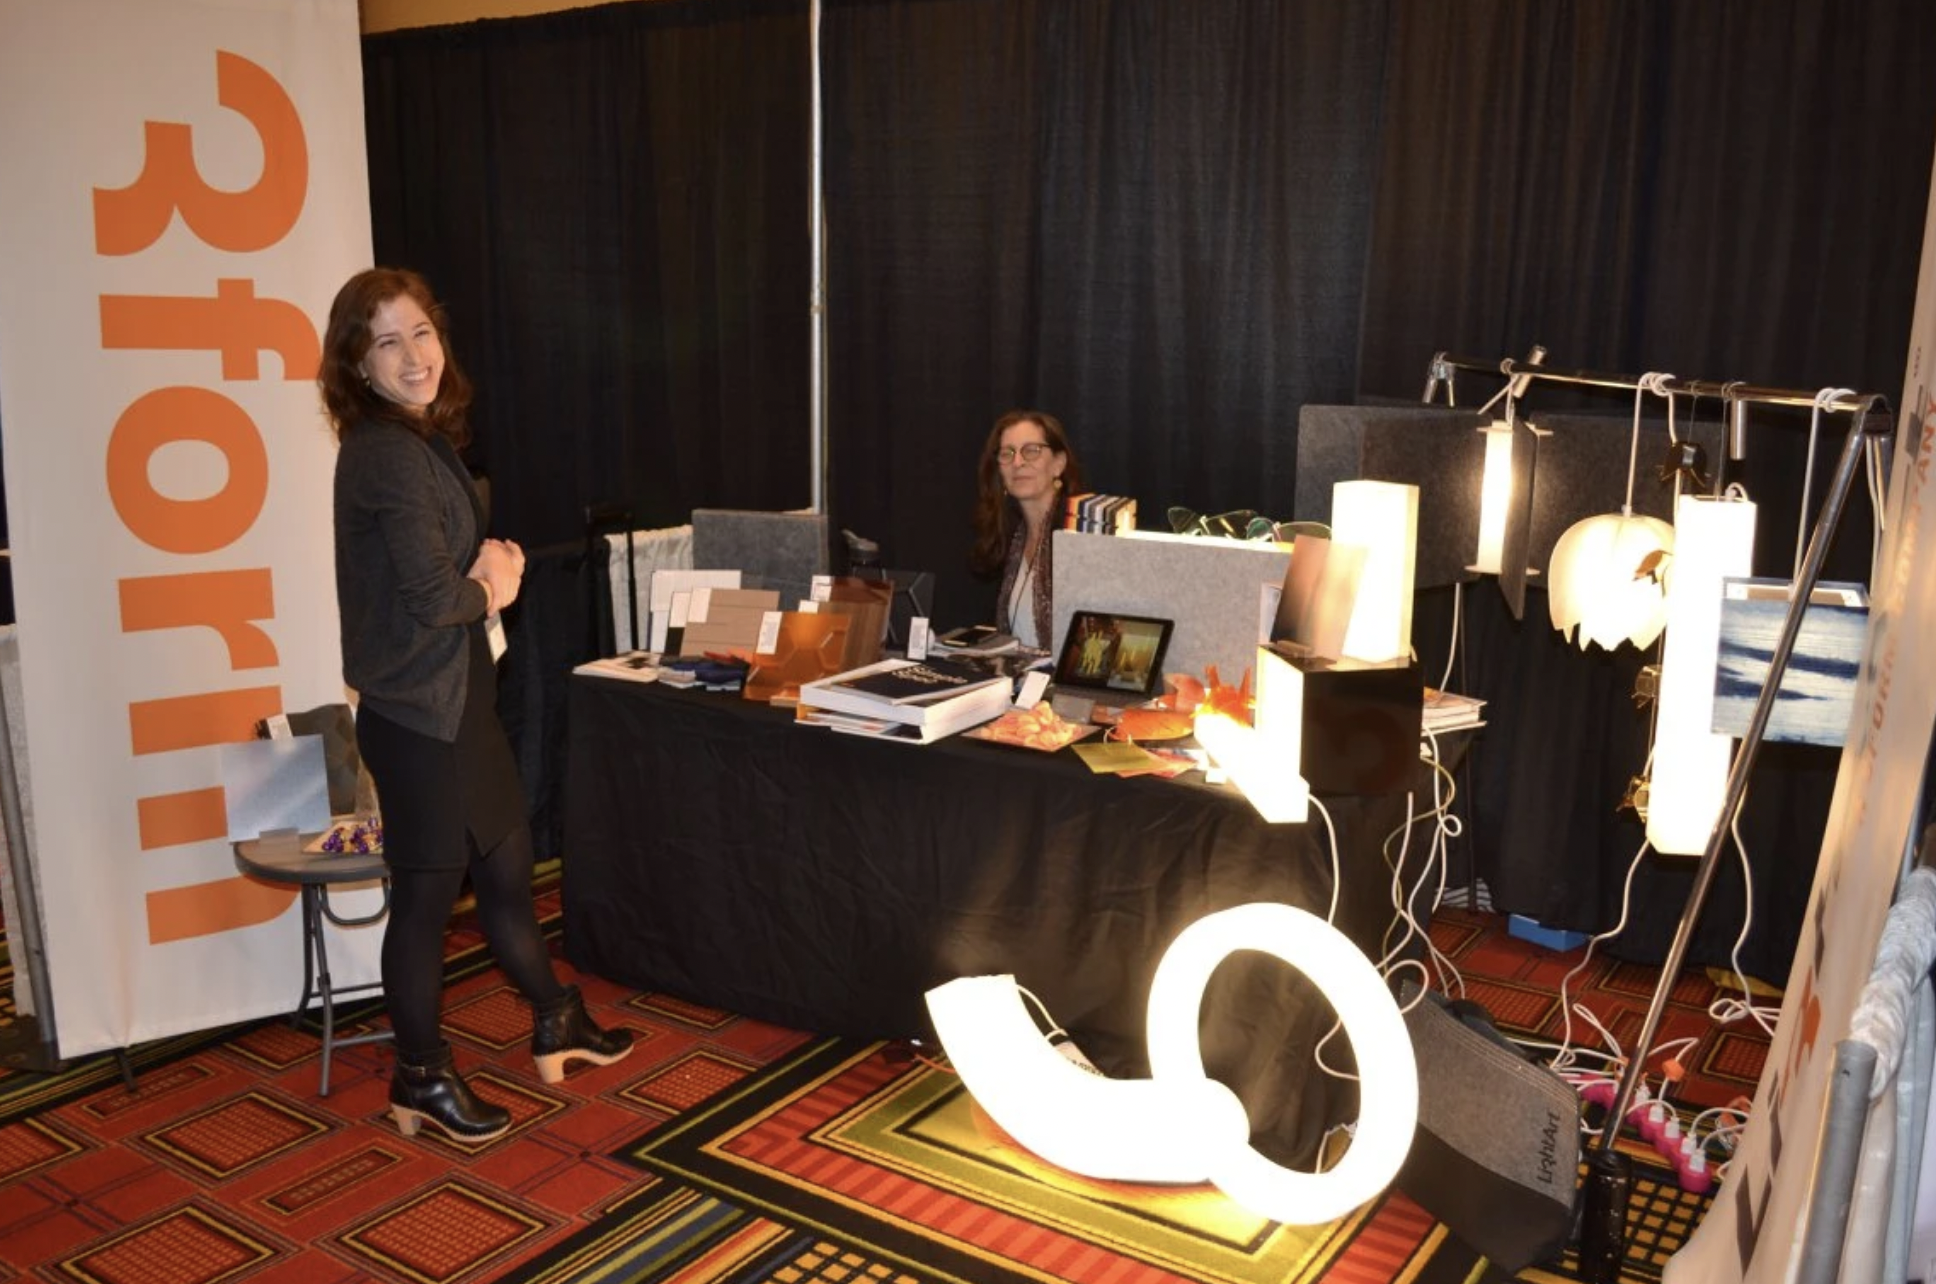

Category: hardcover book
[822, 656, 1007, 705]
[798, 659, 1015, 741]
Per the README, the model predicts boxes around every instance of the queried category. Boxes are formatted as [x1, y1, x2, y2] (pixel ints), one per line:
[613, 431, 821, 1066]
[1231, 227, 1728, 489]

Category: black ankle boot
[532, 985, 635, 1084]
[390, 1044, 511, 1142]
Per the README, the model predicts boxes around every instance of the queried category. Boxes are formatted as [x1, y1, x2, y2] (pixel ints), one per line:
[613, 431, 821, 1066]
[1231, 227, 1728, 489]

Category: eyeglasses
[997, 443, 1051, 465]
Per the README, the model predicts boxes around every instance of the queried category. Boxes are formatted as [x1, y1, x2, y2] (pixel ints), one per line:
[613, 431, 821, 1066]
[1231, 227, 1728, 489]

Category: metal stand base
[0, 1020, 136, 1091]
[1577, 1147, 1634, 1283]
[0, 1013, 67, 1073]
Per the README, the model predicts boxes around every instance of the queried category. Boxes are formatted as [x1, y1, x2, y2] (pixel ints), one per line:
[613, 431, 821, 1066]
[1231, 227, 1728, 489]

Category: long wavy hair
[968, 410, 1082, 578]
[318, 267, 474, 446]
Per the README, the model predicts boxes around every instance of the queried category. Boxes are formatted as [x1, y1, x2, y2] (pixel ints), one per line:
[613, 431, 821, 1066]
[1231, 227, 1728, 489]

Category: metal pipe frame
[1596, 392, 1891, 1158]
[1428, 350, 1873, 416]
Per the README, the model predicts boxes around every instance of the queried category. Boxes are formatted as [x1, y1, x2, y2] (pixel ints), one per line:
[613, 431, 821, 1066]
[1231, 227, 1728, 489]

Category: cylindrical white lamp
[1646, 493, 1757, 856]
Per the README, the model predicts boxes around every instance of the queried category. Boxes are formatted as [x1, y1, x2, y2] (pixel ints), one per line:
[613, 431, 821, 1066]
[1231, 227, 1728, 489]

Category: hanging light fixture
[1647, 492, 1757, 855]
[1547, 376, 1679, 650]
[1471, 418, 1517, 576]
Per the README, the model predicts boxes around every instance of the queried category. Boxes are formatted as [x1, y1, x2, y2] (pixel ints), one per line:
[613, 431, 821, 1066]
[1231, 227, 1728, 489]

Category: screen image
[1053, 611, 1174, 697]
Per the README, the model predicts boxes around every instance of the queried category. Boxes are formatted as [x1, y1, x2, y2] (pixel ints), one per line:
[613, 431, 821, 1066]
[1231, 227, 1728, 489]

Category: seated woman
[969, 410, 1084, 651]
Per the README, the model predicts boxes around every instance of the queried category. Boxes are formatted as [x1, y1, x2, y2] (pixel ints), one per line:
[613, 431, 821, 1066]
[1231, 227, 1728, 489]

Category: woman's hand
[469, 539, 525, 614]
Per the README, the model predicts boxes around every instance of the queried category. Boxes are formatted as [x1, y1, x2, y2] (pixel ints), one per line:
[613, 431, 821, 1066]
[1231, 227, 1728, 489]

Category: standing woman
[969, 410, 1083, 650]
[320, 268, 632, 1143]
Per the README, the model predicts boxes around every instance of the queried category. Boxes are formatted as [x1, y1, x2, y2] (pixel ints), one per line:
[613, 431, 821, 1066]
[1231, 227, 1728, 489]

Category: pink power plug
[1677, 1148, 1713, 1195]
[1640, 1101, 1667, 1145]
[1653, 1112, 1684, 1161]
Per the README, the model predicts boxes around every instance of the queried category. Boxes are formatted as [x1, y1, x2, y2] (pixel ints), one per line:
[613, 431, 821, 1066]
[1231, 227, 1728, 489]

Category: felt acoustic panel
[1051, 530, 1289, 689]
[691, 509, 831, 611]
[1294, 406, 1726, 591]
[1394, 981, 1581, 1272]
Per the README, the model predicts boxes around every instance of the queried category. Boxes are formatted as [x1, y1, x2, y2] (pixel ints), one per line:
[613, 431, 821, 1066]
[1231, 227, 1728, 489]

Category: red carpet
[0, 882, 1772, 1283]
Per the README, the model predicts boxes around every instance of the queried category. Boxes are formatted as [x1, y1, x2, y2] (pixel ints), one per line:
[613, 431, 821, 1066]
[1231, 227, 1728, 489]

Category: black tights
[383, 824, 565, 1060]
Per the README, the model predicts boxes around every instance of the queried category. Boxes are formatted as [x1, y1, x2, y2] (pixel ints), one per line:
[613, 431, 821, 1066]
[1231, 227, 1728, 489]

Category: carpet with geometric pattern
[0, 879, 1771, 1284]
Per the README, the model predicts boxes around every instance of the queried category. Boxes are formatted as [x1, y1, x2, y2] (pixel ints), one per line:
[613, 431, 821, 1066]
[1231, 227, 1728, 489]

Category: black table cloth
[562, 674, 1415, 1165]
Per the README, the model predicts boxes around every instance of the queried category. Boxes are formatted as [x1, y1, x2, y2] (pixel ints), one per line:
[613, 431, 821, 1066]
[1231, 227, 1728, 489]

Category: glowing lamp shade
[1193, 647, 1308, 824]
[927, 904, 1419, 1227]
[1147, 904, 1419, 1225]
[925, 975, 1249, 1182]
[1546, 512, 1675, 650]
[1646, 494, 1756, 856]
[1472, 420, 1515, 575]
[1331, 480, 1418, 663]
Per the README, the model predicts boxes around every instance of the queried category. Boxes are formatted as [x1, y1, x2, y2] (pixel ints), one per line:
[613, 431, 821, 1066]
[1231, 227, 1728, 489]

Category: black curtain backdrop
[821, 0, 1390, 628]
[360, 0, 1936, 976]
[361, 0, 813, 547]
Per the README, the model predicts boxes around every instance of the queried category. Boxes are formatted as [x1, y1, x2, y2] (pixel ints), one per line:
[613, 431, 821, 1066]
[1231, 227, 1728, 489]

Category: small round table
[233, 830, 392, 1095]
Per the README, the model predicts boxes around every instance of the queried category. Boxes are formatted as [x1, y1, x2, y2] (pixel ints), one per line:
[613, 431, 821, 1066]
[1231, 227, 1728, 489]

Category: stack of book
[573, 652, 661, 683]
[796, 657, 1013, 743]
[1063, 493, 1138, 535]
[936, 625, 1020, 656]
[1421, 688, 1486, 734]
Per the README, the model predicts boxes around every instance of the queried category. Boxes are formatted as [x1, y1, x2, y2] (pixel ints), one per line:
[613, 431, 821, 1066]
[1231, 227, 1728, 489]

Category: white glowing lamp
[926, 903, 1418, 1227]
[1147, 904, 1419, 1225]
[1646, 494, 1756, 855]
[1472, 419, 1515, 575]
[1193, 647, 1308, 824]
[924, 975, 1250, 1181]
[1331, 480, 1418, 663]
[1546, 512, 1675, 650]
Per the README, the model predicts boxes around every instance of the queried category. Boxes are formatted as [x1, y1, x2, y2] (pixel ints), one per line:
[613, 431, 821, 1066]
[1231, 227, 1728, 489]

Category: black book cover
[826, 658, 1006, 705]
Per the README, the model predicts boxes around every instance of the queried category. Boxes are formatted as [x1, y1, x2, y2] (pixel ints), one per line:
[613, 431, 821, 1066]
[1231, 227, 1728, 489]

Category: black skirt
[356, 624, 526, 871]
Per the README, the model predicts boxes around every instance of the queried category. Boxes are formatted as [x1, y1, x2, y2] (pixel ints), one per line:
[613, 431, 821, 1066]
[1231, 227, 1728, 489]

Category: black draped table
[562, 674, 1415, 1164]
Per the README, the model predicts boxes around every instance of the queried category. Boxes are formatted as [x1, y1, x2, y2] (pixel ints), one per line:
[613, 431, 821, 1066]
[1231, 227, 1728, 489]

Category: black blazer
[333, 418, 491, 742]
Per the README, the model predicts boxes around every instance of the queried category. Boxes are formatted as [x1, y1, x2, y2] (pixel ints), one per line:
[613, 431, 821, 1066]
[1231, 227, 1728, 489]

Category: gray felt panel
[690, 509, 831, 611]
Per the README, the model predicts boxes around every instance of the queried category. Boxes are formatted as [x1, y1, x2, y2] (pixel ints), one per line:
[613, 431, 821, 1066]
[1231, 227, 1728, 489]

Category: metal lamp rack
[1423, 350, 1895, 1277]
[1427, 349, 1882, 463]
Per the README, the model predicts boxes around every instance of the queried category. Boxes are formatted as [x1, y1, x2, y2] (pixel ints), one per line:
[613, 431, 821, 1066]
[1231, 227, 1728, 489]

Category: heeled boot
[390, 1044, 512, 1142]
[532, 984, 635, 1084]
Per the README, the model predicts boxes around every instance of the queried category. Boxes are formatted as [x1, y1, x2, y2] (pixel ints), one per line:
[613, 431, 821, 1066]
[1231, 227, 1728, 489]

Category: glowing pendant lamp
[926, 903, 1418, 1226]
[1547, 380, 1677, 650]
[1646, 493, 1756, 855]
[1547, 514, 1674, 649]
[1472, 419, 1516, 576]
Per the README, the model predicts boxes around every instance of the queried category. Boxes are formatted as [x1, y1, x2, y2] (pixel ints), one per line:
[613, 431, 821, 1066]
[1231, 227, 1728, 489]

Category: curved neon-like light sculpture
[1147, 903, 1419, 1226]
[926, 975, 1250, 1182]
[927, 903, 1418, 1226]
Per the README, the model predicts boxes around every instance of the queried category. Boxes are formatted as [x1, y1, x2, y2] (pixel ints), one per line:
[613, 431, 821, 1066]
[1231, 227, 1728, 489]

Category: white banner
[0, 0, 373, 1056]
[1667, 126, 1936, 1281]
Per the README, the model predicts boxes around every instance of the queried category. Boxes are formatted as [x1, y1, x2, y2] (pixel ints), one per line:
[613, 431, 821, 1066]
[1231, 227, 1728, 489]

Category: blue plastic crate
[1508, 914, 1589, 952]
